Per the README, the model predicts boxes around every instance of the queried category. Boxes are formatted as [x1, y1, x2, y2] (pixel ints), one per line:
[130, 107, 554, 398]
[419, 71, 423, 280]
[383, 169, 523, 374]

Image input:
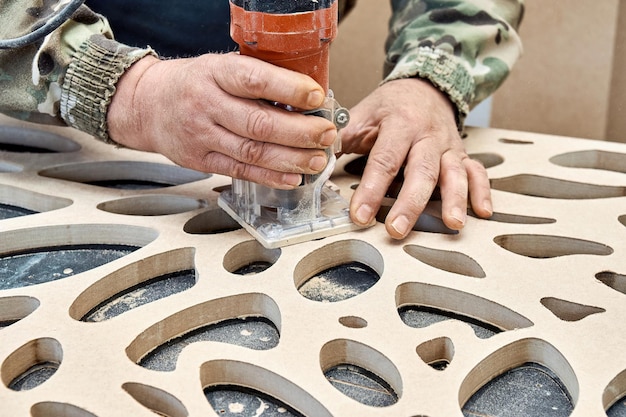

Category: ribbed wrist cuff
[60, 37, 156, 143]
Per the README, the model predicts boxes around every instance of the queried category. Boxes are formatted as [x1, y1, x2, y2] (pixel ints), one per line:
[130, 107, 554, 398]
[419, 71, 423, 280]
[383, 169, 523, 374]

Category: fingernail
[354, 204, 373, 225]
[307, 90, 325, 108]
[483, 200, 493, 216]
[390, 215, 411, 237]
[321, 128, 337, 147]
[284, 173, 302, 187]
[451, 207, 467, 226]
[309, 155, 327, 172]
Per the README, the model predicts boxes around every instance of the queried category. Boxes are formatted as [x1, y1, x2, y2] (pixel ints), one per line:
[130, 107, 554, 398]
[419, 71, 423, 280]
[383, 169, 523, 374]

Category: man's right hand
[107, 53, 338, 189]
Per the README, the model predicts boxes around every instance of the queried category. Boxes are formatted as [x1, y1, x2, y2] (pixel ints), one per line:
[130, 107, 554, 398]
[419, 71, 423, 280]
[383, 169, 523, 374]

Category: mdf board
[491, 0, 626, 143]
[1, 114, 626, 416]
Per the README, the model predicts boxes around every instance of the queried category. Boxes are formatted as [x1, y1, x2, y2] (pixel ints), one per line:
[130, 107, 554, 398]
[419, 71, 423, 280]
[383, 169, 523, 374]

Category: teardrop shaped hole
[468, 152, 504, 168]
[0, 296, 40, 329]
[1, 338, 62, 391]
[82, 269, 196, 322]
[223, 240, 280, 275]
[98, 194, 207, 216]
[400, 306, 500, 339]
[123, 382, 188, 417]
[206, 386, 304, 417]
[338, 316, 368, 329]
[31, 402, 98, 417]
[416, 337, 455, 371]
[491, 174, 626, 199]
[403, 244, 485, 278]
[499, 138, 534, 145]
[493, 234, 613, 258]
[139, 317, 279, 372]
[184, 208, 242, 234]
[201, 360, 332, 417]
[295, 240, 383, 302]
[596, 270, 626, 295]
[320, 339, 402, 408]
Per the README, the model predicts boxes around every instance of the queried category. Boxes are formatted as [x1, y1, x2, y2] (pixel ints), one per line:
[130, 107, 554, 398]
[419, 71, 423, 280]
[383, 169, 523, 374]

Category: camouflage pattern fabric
[0, 0, 523, 142]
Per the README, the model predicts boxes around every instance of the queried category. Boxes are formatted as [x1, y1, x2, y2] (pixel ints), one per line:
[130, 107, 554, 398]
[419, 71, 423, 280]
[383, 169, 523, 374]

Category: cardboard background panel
[1, 114, 626, 416]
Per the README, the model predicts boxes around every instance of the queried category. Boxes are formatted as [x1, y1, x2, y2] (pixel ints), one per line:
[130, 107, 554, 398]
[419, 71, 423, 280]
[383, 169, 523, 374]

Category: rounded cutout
[0, 296, 40, 328]
[0, 184, 72, 216]
[97, 195, 207, 216]
[295, 240, 383, 302]
[499, 138, 534, 145]
[494, 234, 613, 258]
[0, 125, 80, 153]
[201, 360, 332, 417]
[491, 174, 626, 199]
[320, 339, 402, 407]
[123, 382, 188, 417]
[540, 297, 605, 322]
[404, 244, 485, 278]
[31, 402, 97, 417]
[596, 270, 626, 295]
[223, 240, 280, 275]
[550, 150, 626, 174]
[468, 152, 504, 168]
[184, 208, 242, 234]
[416, 337, 454, 371]
[39, 161, 210, 188]
[338, 316, 368, 329]
[2, 337, 62, 390]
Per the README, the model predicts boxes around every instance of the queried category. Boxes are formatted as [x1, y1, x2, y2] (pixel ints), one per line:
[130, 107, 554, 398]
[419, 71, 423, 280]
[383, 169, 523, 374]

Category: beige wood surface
[1, 113, 626, 415]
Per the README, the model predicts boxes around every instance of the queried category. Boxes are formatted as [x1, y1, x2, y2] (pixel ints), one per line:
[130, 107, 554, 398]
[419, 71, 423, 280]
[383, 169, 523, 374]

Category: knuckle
[367, 148, 402, 179]
[246, 108, 274, 140]
[239, 138, 266, 165]
[242, 65, 269, 96]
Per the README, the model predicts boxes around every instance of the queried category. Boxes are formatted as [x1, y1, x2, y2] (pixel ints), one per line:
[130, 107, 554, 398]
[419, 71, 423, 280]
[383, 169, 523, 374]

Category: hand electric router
[219, 0, 370, 248]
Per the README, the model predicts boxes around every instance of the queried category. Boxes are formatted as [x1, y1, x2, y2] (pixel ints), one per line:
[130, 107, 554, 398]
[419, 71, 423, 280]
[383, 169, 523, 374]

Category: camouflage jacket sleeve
[384, 0, 524, 126]
[0, 2, 155, 142]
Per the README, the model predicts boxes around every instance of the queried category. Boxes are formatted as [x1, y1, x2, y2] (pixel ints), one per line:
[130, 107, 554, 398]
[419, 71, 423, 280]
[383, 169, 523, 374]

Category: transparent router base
[218, 183, 364, 249]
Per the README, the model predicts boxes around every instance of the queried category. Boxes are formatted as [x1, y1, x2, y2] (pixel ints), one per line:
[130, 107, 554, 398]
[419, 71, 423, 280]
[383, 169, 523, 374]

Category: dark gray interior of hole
[85, 179, 175, 189]
[0, 143, 57, 153]
[82, 270, 196, 322]
[233, 262, 274, 275]
[325, 364, 398, 408]
[9, 362, 59, 391]
[608, 397, 626, 417]
[205, 386, 304, 417]
[298, 261, 380, 302]
[462, 363, 573, 417]
[0, 203, 38, 220]
[138, 317, 280, 372]
[399, 306, 500, 339]
[0, 245, 139, 290]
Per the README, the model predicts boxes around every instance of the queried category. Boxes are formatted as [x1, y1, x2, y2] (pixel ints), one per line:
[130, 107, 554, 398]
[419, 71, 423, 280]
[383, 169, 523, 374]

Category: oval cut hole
[98, 195, 207, 216]
[404, 244, 485, 278]
[201, 360, 332, 417]
[468, 152, 504, 169]
[39, 161, 209, 189]
[123, 382, 188, 417]
[0, 296, 40, 329]
[0, 184, 72, 219]
[127, 294, 282, 371]
[206, 386, 304, 417]
[0, 224, 157, 290]
[491, 174, 626, 199]
[31, 402, 97, 417]
[0, 125, 80, 153]
[494, 234, 613, 258]
[295, 240, 383, 302]
[2, 338, 62, 390]
[400, 306, 500, 339]
[184, 209, 242, 234]
[550, 150, 626, 174]
[320, 339, 402, 408]
[416, 337, 455, 371]
[603, 369, 626, 416]
[338, 316, 368, 329]
[469, 210, 556, 225]
[223, 240, 280, 275]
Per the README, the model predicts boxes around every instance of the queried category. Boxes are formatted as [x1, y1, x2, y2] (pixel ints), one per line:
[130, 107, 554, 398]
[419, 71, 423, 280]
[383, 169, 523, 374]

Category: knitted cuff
[60, 36, 156, 143]
[383, 46, 474, 130]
